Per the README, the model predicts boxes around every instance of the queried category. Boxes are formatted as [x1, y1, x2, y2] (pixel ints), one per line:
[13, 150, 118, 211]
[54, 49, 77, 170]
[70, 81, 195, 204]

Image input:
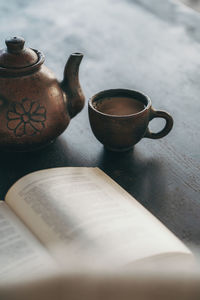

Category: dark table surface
[0, 0, 200, 248]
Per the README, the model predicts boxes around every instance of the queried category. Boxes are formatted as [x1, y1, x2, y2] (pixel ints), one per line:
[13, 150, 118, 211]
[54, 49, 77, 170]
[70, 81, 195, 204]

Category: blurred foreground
[1, 270, 200, 300]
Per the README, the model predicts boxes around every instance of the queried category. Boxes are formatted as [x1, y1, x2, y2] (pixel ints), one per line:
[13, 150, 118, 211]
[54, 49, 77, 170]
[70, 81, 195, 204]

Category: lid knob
[5, 37, 25, 53]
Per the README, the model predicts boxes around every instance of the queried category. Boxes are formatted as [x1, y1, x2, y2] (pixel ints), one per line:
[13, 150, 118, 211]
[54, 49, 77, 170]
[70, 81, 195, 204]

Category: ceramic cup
[88, 89, 173, 151]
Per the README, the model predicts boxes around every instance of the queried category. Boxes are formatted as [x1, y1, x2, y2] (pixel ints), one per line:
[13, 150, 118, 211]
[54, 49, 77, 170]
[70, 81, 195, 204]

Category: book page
[0, 201, 56, 283]
[5, 167, 192, 267]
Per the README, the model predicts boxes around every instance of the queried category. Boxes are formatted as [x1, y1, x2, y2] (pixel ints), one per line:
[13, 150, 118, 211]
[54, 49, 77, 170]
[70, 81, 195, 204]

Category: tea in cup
[88, 89, 173, 151]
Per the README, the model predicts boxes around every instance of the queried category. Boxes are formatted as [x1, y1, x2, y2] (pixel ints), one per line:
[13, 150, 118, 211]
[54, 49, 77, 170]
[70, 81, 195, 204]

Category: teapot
[0, 36, 85, 151]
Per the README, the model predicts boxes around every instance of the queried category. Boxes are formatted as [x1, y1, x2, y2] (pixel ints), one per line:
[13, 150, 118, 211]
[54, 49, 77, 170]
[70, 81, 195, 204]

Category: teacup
[88, 89, 173, 151]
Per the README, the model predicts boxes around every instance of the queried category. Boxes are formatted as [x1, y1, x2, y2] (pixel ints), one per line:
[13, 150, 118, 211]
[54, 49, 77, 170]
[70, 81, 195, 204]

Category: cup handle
[144, 108, 173, 139]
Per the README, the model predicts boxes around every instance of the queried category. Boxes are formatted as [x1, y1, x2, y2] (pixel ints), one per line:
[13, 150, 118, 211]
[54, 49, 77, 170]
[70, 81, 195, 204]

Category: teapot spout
[61, 53, 85, 118]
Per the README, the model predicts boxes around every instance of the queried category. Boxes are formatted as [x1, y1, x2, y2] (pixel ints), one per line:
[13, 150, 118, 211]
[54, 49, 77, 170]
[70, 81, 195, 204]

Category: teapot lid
[0, 36, 44, 75]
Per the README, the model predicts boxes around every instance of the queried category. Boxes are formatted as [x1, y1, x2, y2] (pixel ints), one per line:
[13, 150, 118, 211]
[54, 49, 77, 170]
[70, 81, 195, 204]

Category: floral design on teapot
[7, 98, 46, 137]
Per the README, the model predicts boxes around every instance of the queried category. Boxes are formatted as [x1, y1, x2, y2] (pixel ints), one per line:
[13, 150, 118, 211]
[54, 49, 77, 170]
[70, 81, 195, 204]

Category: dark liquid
[94, 96, 145, 116]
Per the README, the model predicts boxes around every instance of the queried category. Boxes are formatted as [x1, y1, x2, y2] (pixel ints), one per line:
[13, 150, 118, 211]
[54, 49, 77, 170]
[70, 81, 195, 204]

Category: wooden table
[0, 0, 199, 247]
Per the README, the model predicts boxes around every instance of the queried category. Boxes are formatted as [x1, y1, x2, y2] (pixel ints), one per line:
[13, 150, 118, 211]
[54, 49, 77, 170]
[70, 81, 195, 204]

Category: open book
[0, 167, 193, 284]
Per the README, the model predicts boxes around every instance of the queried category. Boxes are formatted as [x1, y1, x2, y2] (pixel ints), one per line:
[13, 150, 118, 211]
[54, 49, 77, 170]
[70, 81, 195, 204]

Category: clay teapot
[0, 36, 85, 151]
